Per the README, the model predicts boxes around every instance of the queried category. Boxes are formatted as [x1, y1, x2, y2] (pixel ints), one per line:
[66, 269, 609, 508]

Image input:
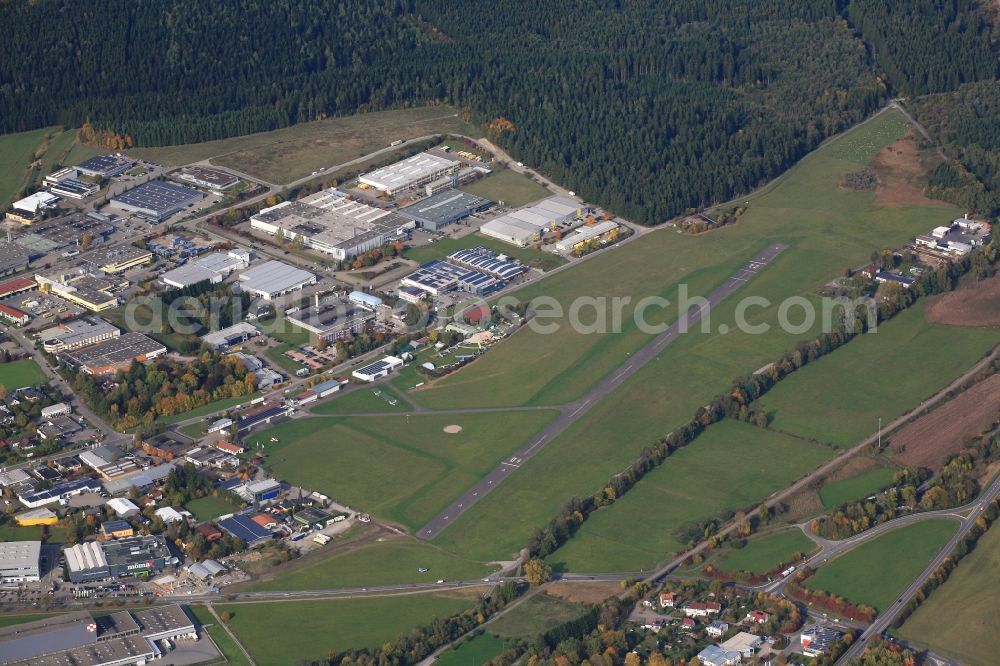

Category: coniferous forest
[1, 0, 997, 223]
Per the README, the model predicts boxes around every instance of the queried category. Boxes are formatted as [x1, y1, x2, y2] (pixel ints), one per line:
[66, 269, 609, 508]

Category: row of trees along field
[1, 1, 996, 224]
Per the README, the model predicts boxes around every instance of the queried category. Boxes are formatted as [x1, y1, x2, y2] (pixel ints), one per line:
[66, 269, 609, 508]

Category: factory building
[398, 189, 493, 231]
[48, 177, 100, 200]
[110, 181, 204, 222]
[59, 331, 167, 375]
[174, 165, 240, 191]
[359, 151, 460, 195]
[0, 241, 30, 276]
[352, 355, 404, 382]
[75, 154, 134, 179]
[161, 249, 250, 288]
[40, 317, 121, 353]
[250, 189, 415, 260]
[236, 260, 316, 300]
[80, 244, 153, 274]
[18, 478, 103, 509]
[400, 260, 503, 297]
[0, 541, 41, 582]
[65, 535, 172, 583]
[286, 301, 376, 343]
[480, 196, 587, 247]
[553, 220, 620, 254]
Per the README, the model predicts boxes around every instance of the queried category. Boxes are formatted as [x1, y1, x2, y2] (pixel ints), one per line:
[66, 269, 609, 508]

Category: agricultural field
[258, 410, 557, 530]
[460, 168, 552, 208]
[127, 106, 477, 184]
[897, 522, 1000, 666]
[819, 466, 898, 509]
[926, 270, 1000, 328]
[435, 633, 508, 666]
[185, 495, 239, 522]
[889, 373, 1000, 469]
[188, 605, 250, 666]
[0, 359, 47, 389]
[758, 302, 1000, 448]
[488, 593, 588, 639]
[431, 108, 965, 562]
[547, 420, 834, 573]
[248, 538, 496, 591]
[715, 529, 817, 575]
[804, 519, 956, 611]
[404, 232, 567, 271]
[218, 591, 479, 663]
[310, 386, 406, 415]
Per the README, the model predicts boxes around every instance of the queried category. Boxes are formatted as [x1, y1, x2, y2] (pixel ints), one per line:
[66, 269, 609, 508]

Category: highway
[417, 243, 789, 539]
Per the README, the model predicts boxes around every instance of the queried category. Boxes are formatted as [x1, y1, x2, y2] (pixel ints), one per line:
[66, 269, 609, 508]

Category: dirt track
[926, 272, 1000, 327]
[889, 373, 1000, 469]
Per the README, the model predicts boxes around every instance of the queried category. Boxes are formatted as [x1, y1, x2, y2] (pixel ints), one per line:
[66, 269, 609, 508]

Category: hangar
[110, 181, 204, 222]
[398, 189, 492, 231]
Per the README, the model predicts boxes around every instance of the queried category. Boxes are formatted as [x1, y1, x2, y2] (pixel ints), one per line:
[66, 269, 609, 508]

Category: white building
[250, 189, 414, 260]
[237, 261, 316, 301]
[161, 249, 250, 289]
[40, 402, 71, 418]
[554, 220, 619, 253]
[359, 152, 459, 195]
[155, 507, 185, 524]
[106, 497, 141, 518]
[352, 355, 404, 382]
[480, 196, 586, 247]
[0, 541, 41, 582]
[12, 191, 60, 215]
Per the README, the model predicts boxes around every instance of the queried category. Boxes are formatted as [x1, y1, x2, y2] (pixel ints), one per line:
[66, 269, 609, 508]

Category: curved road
[418, 243, 789, 539]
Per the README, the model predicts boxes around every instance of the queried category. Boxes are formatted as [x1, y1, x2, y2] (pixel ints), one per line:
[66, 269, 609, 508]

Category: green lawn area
[758, 302, 1000, 448]
[0, 359, 47, 389]
[546, 420, 834, 572]
[127, 106, 477, 185]
[426, 108, 969, 564]
[461, 168, 551, 207]
[158, 393, 258, 425]
[716, 530, 817, 575]
[185, 495, 240, 522]
[489, 593, 587, 639]
[258, 410, 557, 530]
[897, 522, 1000, 666]
[310, 386, 406, 414]
[0, 523, 72, 543]
[436, 633, 508, 666]
[219, 592, 479, 662]
[188, 605, 251, 666]
[804, 519, 957, 612]
[820, 466, 898, 508]
[0, 127, 53, 209]
[0, 613, 60, 628]
[248, 538, 495, 591]
[30, 128, 78, 190]
[404, 232, 567, 271]
[254, 314, 313, 346]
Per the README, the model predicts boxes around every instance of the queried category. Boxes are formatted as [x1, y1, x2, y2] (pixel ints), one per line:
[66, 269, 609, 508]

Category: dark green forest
[1, 0, 997, 223]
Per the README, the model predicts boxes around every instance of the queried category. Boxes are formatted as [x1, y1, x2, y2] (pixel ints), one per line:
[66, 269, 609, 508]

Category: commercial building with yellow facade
[15, 508, 59, 526]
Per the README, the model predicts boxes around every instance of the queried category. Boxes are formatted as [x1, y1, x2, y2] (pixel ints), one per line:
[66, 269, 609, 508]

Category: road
[836, 473, 1000, 663]
[418, 243, 789, 539]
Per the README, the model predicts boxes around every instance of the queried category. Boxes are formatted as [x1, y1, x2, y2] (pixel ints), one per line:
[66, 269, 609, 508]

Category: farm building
[110, 180, 204, 222]
[352, 355, 404, 382]
[250, 189, 414, 260]
[237, 260, 316, 300]
[359, 151, 460, 195]
[398, 189, 492, 231]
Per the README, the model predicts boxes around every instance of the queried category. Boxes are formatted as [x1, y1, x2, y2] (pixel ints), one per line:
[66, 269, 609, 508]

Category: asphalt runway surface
[418, 243, 788, 539]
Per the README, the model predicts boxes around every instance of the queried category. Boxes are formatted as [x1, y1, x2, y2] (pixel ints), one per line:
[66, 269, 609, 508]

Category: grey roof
[398, 189, 492, 225]
[238, 260, 315, 297]
[111, 180, 204, 218]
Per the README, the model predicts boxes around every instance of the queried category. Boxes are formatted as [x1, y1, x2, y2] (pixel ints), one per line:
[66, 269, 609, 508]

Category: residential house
[706, 620, 729, 638]
[683, 601, 721, 618]
[659, 592, 677, 608]
[746, 610, 770, 624]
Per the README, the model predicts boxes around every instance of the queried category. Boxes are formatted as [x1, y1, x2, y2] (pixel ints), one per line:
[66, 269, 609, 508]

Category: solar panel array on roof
[355, 359, 392, 376]
[449, 248, 526, 280]
[218, 513, 273, 543]
[400, 260, 500, 296]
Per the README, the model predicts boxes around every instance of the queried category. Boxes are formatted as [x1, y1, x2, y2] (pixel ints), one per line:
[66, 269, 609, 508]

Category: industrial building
[0, 541, 41, 582]
[65, 535, 172, 583]
[400, 259, 503, 297]
[110, 180, 204, 222]
[0, 241, 30, 276]
[40, 317, 121, 353]
[359, 151, 460, 195]
[15, 508, 58, 526]
[44, 167, 79, 185]
[349, 290, 383, 310]
[237, 260, 316, 300]
[553, 220, 620, 254]
[174, 165, 240, 191]
[447, 247, 526, 280]
[201, 322, 260, 349]
[217, 513, 273, 545]
[0, 276, 36, 300]
[237, 402, 293, 432]
[286, 300, 376, 343]
[0, 304, 30, 326]
[59, 331, 167, 375]
[75, 154, 134, 178]
[250, 188, 415, 260]
[33, 268, 120, 311]
[479, 196, 586, 247]
[398, 189, 492, 231]
[80, 244, 153, 274]
[48, 177, 100, 200]
[11, 191, 60, 218]
[19, 477, 103, 509]
[352, 355, 404, 382]
[160, 249, 250, 288]
[0, 605, 197, 666]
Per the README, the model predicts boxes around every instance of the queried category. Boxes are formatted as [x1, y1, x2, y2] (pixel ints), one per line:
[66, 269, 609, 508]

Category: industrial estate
[0, 6, 999, 666]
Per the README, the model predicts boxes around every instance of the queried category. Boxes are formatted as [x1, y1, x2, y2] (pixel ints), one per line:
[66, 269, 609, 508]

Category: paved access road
[835, 473, 1000, 664]
[418, 244, 788, 539]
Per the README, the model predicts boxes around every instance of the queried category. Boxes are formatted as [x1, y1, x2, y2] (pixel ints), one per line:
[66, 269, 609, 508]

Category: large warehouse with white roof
[479, 196, 586, 247]
[237, 260, 316, 300]
[359, 151, 460, 195]
[250, 189, 414, 260]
